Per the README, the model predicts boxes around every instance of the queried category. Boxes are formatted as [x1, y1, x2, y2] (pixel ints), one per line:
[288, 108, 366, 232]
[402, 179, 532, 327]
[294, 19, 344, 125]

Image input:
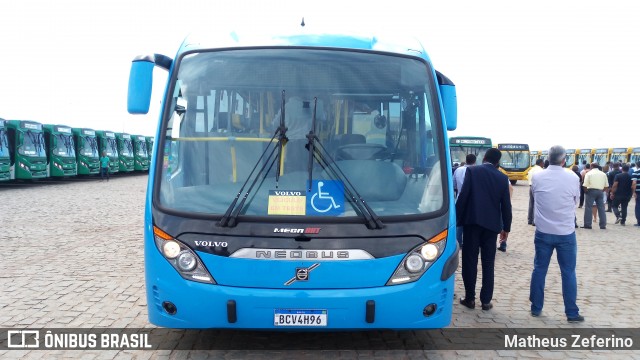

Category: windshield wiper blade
[218, 90, 288, 228]
[275, 90, 288, 188]
[305, 98, 318, 192]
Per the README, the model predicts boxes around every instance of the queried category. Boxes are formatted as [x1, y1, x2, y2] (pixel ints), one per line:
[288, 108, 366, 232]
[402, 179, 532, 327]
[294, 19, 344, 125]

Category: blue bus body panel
[144, 234, 454, 329]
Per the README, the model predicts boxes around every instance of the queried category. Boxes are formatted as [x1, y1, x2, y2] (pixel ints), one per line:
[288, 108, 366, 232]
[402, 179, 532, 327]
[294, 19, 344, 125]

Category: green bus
[132, 134, 149, 171]
[72, 128, 100, 175]
[96, 130, 119, 174]
[145, 136, 154, 158]
[115, 132, 134, 172]
[6, 120, 48, 180]
[449, 136, 492, 165]
[43, 124, 77, 177]
[0, 119, 10, 181]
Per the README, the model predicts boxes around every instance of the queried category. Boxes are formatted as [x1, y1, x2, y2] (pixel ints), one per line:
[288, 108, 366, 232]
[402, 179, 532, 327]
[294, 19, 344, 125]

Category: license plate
[274, 309, 328, 327]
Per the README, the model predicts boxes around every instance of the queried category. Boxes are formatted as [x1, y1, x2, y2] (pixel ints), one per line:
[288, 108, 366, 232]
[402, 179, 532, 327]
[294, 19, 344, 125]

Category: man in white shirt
[453, 153, 476, 245]
[530, 145, 583, 322]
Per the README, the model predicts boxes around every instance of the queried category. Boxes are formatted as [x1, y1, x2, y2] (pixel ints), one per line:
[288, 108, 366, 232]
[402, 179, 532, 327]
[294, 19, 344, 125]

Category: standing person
[631, 162, 640, 226]
[456, 148, 512, 311]
[527, 159, 545, 226]
[610, 165, 634, 225]
[605, 163, 619, 212]
[530, 145, 583, 322]
[571, 165, 582, 228]
[100, 150, 110, 182]
[453, 154, 477, 246]
[579, 163, 590, 208]
[582, 162, 609, 229]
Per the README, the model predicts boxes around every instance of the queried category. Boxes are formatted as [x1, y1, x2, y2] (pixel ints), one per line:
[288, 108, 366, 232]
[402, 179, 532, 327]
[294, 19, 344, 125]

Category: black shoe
[606, 209, 612, 213]
[621, 222, 625, 226]
[459, 298, 475, 309]
[634, 224, 640, 227]
[497, 247, 506, 252]
[600, 226, 606, 230]
[615, 217, 621, 224]
[531, 311, 541, 317]
[481, 303, 493, 311]
[567, 315, 585, 323]
[581, 226, 592, 229]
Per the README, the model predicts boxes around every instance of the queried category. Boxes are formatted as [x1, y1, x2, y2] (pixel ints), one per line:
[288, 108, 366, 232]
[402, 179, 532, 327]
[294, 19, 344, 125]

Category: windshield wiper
[305, 98, 384, 230]
[218, 90, 288, 228]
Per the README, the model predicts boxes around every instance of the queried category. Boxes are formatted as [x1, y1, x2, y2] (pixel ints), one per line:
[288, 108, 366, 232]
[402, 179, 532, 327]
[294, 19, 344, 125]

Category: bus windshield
[136, 138, 148, 157]
[20, 130, 46, 157]
[157, 49, 445, 218]
[499, 150, 530, 171]
[121, 139, 133, 157]
[106, 138, 118, 157]
[0, 127, 9, 157]
[81, 136, 99, 157]
[55, 133, 76, 157]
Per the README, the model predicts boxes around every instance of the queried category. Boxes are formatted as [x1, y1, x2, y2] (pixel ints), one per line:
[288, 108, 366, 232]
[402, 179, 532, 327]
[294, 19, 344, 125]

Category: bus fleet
[0, 118, 152, 181]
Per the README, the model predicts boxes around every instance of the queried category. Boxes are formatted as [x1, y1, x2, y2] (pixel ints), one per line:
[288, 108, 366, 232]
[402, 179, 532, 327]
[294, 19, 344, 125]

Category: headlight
[405, 254, 424, 273]
[162, 241, 181, 259]
[421, 244, 439, 261]
[387, 230, 448, 285]
[177, 252, 197, 271]
[153, 226, 215, 284]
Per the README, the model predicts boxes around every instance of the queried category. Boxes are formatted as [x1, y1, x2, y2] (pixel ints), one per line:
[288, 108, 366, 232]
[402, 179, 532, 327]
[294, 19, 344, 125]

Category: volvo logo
[284, 263, 319, 286]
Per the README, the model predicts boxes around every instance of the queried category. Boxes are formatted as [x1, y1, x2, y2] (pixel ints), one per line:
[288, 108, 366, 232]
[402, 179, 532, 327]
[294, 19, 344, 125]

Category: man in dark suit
[455, 148, 512, 310]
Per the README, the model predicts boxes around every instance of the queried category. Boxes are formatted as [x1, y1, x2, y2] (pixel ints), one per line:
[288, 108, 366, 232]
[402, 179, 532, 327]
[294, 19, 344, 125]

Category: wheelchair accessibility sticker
[306, 180, 344, 216]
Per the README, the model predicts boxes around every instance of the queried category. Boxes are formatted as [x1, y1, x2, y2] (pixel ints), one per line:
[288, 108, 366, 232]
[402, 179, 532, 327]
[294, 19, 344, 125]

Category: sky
[1, 0, 639, 151]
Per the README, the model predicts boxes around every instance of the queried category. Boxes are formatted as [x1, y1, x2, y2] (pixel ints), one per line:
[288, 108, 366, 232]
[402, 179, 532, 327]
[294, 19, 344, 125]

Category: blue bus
[127, 28, 458, 329]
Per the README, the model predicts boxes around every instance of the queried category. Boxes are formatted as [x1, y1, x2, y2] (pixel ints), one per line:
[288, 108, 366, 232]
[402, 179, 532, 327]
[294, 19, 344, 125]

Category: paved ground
[0, 175, 639, 359]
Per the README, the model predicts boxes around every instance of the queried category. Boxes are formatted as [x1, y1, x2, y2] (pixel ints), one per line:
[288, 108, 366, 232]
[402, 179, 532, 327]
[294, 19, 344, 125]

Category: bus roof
[178, 29, 430, 62]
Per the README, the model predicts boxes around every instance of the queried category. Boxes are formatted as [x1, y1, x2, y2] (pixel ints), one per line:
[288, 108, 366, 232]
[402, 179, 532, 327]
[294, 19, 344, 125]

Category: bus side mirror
[127, 56, 155, 114]
[436, 71, 457, 131]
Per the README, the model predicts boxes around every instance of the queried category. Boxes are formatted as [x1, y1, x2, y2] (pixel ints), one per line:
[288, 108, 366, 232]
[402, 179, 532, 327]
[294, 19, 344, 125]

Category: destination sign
[55, 127, 72, 133]
[612, 148, 627, 152]
[106, 132, 115, 137]
[123, 134, 131, 139]
[595, 149, 608, 153]
[22, 122, 42, 130]
[498, 144, 528, 150]
[138, 136, 145, 141]
[453, 139, 489, 145]
[579, 149, 592, 153]
[83, 130, 95, 136]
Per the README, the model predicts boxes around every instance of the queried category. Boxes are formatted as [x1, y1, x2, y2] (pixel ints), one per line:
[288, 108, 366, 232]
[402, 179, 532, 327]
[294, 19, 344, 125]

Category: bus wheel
[510, 180, 517, 185]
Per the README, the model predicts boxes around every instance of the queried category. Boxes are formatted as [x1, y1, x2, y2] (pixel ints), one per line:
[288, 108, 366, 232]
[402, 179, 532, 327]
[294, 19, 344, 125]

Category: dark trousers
[527, 187, 535, 224]
[461, 224, 498, 304]
[636, 196, 640, 225]
[100, 167, 110, 181]
[612, 197, 631, 223]
[579, 186, 585, 207]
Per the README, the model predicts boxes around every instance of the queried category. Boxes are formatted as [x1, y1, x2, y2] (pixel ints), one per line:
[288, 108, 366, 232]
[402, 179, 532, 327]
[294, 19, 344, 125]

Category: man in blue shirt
[530, 145, 583, 322]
